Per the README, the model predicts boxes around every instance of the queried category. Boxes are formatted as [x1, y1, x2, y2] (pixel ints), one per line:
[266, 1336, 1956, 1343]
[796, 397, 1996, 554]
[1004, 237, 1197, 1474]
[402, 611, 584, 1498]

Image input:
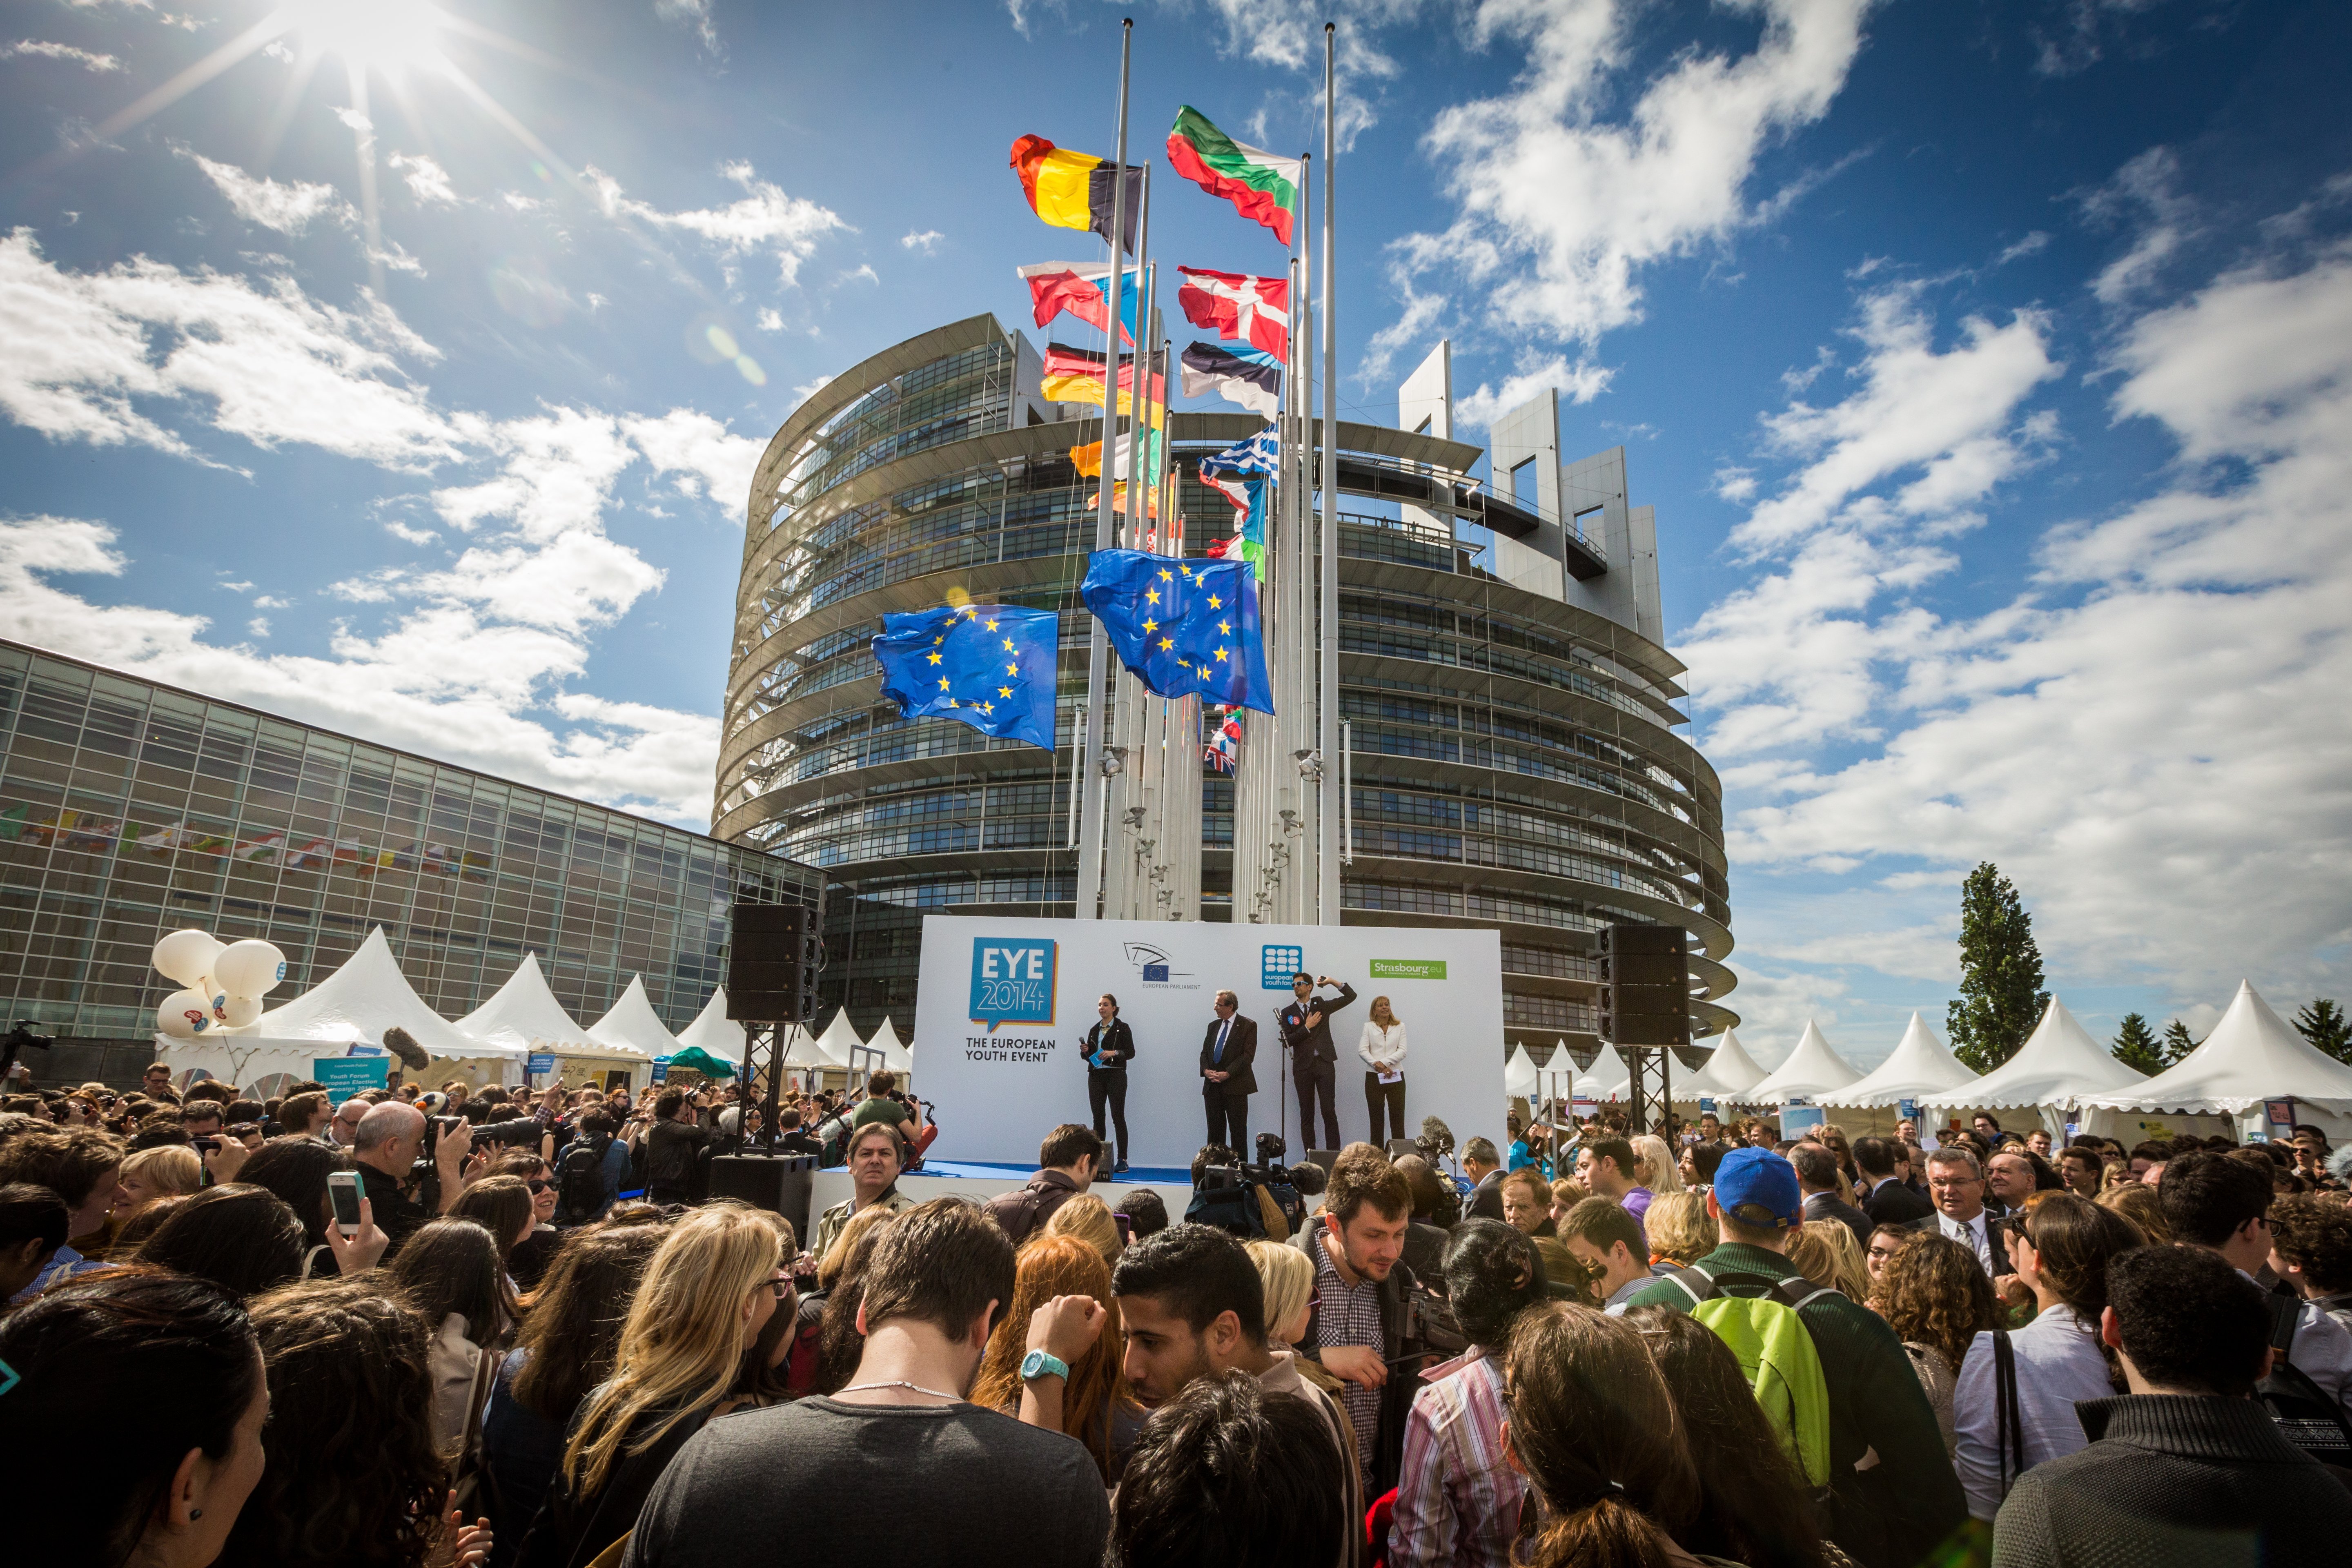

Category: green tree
[1947, 862, 2051, 1073]
[2111, 1012, 2163, 1075]
[2296, 998, 2352, 1066]
[2160, 1019, 2199, 1067]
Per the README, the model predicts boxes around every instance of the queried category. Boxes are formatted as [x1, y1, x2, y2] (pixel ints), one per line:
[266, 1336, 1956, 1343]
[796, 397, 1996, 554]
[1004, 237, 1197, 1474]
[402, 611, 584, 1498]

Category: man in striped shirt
[1387, 1221, 1546, 1568]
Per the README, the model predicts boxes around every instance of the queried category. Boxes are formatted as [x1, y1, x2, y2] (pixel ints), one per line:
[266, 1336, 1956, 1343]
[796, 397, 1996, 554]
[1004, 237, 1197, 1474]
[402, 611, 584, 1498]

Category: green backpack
[1658, 1264, 1836, 1489]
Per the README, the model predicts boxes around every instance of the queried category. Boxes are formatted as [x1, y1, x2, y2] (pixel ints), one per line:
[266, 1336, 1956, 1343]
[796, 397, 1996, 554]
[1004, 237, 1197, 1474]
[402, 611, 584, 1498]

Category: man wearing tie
[1278, 971, 1355, 1152]
[1200, 989, 1257, 1151]
[1905, 1146, 2013, 1283]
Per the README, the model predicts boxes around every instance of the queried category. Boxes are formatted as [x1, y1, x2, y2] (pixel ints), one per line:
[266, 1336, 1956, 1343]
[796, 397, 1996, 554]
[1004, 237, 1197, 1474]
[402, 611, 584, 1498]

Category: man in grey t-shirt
[624, 1199, 1108, 1568]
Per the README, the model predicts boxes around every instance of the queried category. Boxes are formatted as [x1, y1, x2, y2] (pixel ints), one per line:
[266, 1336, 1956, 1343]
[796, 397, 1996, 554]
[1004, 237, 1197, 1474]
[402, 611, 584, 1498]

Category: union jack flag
[1204, 710, 1242, 773]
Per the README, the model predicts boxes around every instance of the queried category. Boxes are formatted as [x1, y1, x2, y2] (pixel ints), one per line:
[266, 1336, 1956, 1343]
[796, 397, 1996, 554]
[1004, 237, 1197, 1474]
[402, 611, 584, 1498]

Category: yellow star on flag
[938, 676, 950, 690]
[1145, 588, 1160, 605]
[980, 700, 994, 714]
[1159, 569, 1174, 582]
[1207, 594, 1222, 609]
[1006, 662, 1019, 676]
[927, 651, 942, 664]
[1218, 619, 1232, 635]
[1215, 647, 1229, 662]
[999, 686, 1013, 698]
[1002, 637, 1014, 650]
[1141, 617, 1157, 632]
[985, 618, 998, 631]
[1159, 637, 1174, 651]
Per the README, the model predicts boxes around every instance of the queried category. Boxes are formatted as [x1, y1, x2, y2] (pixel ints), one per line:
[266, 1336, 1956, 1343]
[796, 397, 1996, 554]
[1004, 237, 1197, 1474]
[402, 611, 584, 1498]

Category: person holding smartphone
[1082, 994, 1136, 1175]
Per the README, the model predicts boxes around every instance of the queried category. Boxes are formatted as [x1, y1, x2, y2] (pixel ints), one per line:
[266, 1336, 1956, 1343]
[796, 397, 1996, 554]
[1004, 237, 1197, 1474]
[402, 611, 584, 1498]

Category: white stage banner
[912, 916, 1505, 1168]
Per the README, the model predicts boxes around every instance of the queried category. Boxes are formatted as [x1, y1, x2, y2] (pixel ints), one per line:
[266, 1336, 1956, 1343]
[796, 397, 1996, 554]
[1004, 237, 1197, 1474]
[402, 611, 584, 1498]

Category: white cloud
[1994, 231, 2050, 266]
[1406, 0, 1872, 346]
[839, 263, 879, 287]
[246, 616, 269, 637]
[622, 408, 765, 515]
[2083, 147, 2192, 306]
[180, 149, 354, 234]
[252, 593, 289, 609]
[1199, 0, 1408, 150]
[1357, 270, 1446, 385]
[755, 307, 783, 332]
[5, 39, 122, 71]
[900, 229, 942, 252]
[1747, 922, 1956, 983]
[1716, 965, 1852, 1061]
[586, 161, 846, 286]
[655, 0, 719, 52]
[790, 374, 834, 409]
[1454, 352, 1612, 428]
[331, 107, 375, 159]
[388, 151, 456, 207]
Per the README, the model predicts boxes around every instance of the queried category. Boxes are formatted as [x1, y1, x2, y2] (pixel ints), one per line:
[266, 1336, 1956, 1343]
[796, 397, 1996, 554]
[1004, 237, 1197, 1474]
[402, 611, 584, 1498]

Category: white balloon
[157, 987, 214, 1038]
[153, 929, 225, 987]
[212, 939, 288, 998]
[220, 994, 264, 1029]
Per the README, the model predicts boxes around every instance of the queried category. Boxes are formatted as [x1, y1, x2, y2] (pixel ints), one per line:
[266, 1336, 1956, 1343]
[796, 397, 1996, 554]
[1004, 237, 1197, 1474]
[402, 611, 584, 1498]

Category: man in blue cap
[1622, 1145, 1963, 1568]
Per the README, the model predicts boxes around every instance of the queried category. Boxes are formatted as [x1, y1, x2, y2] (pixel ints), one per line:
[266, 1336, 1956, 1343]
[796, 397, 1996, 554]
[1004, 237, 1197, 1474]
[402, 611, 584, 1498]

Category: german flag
[1041, 343, 1166, 423]
[1010, 134, 1142, 253]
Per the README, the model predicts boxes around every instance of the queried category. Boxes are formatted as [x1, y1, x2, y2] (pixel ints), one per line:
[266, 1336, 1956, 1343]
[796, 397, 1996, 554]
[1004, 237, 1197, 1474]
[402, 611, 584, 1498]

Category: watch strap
[1019, 1349, 1070, 1382]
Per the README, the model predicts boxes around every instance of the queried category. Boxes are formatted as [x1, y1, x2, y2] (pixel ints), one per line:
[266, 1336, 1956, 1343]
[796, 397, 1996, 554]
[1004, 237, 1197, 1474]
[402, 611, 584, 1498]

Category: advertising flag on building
[1166, 106, 1304, 244]
[1018, 261, 1140, 345]
[1081, 550, 1273, 713]
[872, 602, 1061, 751]
[1180, 341, 1281, 416]
[1040, 342, 1167, 424]
[1009, 134, 1143, 251]
[1175, 268, 1290, 360]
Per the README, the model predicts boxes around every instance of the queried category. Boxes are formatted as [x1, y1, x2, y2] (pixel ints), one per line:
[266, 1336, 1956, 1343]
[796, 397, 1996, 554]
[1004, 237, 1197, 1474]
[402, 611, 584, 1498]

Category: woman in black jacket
[1085, 992, 1137, 1174]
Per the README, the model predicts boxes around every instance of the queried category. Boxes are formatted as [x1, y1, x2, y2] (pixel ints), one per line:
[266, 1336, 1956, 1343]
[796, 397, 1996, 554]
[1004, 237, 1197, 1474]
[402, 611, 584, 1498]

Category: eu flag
[1080, 551, 1274, 714]
[872, 602, 1060, 750]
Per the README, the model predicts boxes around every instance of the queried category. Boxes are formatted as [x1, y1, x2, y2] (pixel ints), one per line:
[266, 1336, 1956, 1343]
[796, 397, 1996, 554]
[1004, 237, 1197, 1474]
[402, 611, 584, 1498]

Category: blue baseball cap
[1712, 1145, 1802, 1230]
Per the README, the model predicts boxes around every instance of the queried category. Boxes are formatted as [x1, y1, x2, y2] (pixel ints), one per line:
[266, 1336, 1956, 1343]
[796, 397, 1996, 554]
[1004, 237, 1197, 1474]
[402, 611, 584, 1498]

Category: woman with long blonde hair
[1358, 993, 1409, 1145]
[521, 1202, 786, 1568]
[1629, 1134, 1684, 1196]
[969, 1234, 1142, 1482]
[1039, 1192, 1122, 1267]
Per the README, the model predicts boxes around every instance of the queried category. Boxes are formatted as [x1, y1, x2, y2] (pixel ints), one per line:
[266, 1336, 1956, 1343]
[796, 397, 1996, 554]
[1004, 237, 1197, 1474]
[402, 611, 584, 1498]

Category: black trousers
[1204, 1089, 1249, 1153]
[1294, 1056, 1340, 1151]
[1364, 1071, 1408, 1147]
[1087, 1068, 1129, 1159]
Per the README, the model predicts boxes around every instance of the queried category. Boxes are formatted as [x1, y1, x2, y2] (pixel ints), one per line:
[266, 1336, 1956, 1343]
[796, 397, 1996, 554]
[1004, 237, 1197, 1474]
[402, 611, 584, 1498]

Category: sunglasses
[526, 1179, 549, 1194]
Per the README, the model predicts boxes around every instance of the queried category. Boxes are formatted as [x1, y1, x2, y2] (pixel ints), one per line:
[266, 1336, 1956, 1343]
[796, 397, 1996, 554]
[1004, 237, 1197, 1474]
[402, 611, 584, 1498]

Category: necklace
[834, 1380, 962, 1401]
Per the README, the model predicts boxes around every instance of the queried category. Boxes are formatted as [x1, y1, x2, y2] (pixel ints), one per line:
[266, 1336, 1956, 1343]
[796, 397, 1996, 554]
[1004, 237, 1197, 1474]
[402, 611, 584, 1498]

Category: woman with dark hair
[1626, 1307, 1832, 1568]
[1497, 1302, 1701, 1568]
[1391, 1153, 1457, 1279]
[1952, 1191, 2143, 1518]
[214, 1274, 487, 1568]
[0, 1180, 70, 1300]
[1082, 991, 1136, 1174]
[488, 1151, 563, 1290]
[233, 1136, 343, 1267]
[1108, 1371, 1347, 1568]
[451, 1174, 537, 1283]
[0, 1268, 269, 1568]
[389, 1216, 514, 1454]
[136, 1184, 307, 1298]
[1869, 1232, 1998, 1456]
[483, 1223, 665, 1568]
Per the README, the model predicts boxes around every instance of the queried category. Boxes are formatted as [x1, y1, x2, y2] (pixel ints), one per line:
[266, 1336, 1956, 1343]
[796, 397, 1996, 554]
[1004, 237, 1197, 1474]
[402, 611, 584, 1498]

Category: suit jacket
[1804, 1190, 1876, 1250]
[1862, 1175, 1935, 1225]
[1906, 1207, 2015, 1281]
[1467, 1168, 1507, 1223]
[1200, 1015, 1258, 1098]
[1278, 982, 1357, 1067]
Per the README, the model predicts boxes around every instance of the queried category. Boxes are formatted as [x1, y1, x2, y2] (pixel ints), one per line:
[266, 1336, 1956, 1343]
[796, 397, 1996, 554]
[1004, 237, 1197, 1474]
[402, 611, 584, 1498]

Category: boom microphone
[382, 1027, 432, 1073]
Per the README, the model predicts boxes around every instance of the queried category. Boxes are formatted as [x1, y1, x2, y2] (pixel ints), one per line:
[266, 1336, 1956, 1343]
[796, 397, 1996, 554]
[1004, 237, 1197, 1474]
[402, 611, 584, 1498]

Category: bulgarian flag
[1167, 105, 1304, 245]
[1009, 134, 1143, 252]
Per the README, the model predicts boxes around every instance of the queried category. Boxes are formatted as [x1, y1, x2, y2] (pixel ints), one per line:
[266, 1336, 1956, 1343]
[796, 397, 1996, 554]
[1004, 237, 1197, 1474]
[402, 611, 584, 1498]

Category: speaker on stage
[709, 1154, 817, 1246]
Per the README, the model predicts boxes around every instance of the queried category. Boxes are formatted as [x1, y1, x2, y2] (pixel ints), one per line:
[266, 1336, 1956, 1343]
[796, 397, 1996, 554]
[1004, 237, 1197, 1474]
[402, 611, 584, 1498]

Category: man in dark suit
[1791, 1141, 1875, 1249]
[1278, 971, 1355, 1150]
[1200, 988, 1256, 1151]
[1905, 1145, 2013, 1282]
[1855, 1135, 1935, 1223]
[1461, 1136, 1506, 1222]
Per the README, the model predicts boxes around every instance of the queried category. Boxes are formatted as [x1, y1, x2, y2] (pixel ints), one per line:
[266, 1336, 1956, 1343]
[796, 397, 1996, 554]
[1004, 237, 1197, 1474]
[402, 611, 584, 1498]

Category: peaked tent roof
[257, 927, 510, 1059]
[1919, 997, 2145, 1111]
[582, 976, 669, 1060]
[1745, 1021, 1862, 1104]
[1505, 1043, 1540, 1096]
[673, 987, 747, 1063]
[1673, 1027, 1768, 1102]
[457, 952, 595, 1055]
[775, 1024, 835, 1070]
[864, 1016, 917, 1073]
[811, 1009, 864, 1067]
[1821, 1014, 1979, 1107]
[1556, 1042, 1631, 1099]
[2080, 982, 2352, 1115]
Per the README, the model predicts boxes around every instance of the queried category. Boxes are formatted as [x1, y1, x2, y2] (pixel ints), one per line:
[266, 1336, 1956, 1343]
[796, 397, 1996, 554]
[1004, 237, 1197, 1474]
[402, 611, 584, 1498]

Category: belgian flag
[1009, 134, 1143, 253]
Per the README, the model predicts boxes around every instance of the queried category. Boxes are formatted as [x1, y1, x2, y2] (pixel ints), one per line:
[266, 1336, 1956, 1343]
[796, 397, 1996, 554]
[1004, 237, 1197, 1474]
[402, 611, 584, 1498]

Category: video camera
[470, 1117, 548, 1148]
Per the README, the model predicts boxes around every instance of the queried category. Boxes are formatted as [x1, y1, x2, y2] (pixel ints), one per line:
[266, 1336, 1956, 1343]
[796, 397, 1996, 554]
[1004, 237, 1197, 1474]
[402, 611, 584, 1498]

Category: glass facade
[0, 641, 820, 1078]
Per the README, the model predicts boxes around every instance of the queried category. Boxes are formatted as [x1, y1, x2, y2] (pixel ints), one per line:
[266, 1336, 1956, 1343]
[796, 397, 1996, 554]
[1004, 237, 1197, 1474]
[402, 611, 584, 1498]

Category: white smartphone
[327, 1169, 364, 1236]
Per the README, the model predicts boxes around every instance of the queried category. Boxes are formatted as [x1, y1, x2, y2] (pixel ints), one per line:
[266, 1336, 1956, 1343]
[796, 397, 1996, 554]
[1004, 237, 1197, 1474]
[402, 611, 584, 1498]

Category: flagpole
[1318, 21, 1341, 928]
[1123, 166, 1152, 539]
[1075, 16, 1132, 922]
[1290, 152, 1313, 926]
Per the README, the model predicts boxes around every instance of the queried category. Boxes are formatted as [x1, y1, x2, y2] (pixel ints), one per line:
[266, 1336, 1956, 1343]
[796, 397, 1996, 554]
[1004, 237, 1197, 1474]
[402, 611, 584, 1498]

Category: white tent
[812, 1009, 864, 1069]
[864, 1015, 917, 1074]
[1672, 1027, 1768, 1103]
[2080, 981, 2352, 1118]
[1575, 1043, 1633, 1100]
[1505, 1043, 1540, 1097]
[774, 1024, 837, 1071]
[583, 976, 671, 1060]
[1919, 997, 2145, 1112]
[457, 952, 595, 1055]
[1821, 1013, 1978, 1109]
[673, 986, 748, 1063]
[1744, 1020, 1862, 1105]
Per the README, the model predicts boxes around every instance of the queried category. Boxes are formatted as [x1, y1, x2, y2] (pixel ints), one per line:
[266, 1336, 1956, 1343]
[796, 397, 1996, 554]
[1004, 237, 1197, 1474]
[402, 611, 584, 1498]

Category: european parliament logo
[1261, 944, 1303, 990]
[970, 938, 1057, 1031]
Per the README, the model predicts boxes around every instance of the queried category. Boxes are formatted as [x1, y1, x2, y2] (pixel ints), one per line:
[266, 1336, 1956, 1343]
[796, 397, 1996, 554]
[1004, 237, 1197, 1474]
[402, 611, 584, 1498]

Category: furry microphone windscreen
[382, 1027, 432, 1072]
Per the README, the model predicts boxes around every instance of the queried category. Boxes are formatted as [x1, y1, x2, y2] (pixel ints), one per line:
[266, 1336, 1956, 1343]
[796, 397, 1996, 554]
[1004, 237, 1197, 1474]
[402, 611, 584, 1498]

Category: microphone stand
[1271, 1007, 1292, 1160]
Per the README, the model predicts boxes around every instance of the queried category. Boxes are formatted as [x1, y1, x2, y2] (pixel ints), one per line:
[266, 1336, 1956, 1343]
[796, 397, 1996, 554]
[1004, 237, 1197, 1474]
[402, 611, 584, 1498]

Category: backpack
[644, 1125, 693, 1189]
[1658, 1264, 1836, 1488]
[556, 1135, 610, 1223]
[1185, 1182, 1268, 1238]
[2258, 1292, 2352, 1470]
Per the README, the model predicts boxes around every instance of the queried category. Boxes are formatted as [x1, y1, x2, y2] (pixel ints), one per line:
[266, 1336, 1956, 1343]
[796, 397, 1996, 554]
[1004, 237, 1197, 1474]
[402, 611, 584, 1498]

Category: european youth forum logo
[970, 937, 1057, 1031]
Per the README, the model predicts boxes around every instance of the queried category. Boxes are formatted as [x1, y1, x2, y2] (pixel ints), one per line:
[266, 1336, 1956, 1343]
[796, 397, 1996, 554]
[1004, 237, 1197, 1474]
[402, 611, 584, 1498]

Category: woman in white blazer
[1358, 996, 1409, 1146]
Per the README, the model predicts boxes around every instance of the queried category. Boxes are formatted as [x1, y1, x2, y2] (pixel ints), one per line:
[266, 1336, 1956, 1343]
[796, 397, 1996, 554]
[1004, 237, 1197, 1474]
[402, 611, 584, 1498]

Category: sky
[2, 0, 2348, 1069]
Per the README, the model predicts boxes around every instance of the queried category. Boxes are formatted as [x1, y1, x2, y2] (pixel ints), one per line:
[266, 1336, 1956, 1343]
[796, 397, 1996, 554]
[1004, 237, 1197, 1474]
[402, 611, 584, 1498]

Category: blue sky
[3, 0, 2348, 1067]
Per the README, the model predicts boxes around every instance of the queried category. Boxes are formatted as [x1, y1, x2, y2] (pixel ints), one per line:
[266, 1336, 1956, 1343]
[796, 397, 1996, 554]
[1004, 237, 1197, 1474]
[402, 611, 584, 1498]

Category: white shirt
[2239, 1267, 2352, 1419]
[1940, 1208, 1995, 1274]
[1951, 1303, 2113, 1519]
[1358, 1019, 1408, 1072]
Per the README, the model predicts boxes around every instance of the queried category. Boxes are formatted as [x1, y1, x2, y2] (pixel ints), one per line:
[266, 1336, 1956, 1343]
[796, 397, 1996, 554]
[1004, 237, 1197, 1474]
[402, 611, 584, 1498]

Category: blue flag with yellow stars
[1080, 550, 1274, 714]
[871, 601, 1060, 750]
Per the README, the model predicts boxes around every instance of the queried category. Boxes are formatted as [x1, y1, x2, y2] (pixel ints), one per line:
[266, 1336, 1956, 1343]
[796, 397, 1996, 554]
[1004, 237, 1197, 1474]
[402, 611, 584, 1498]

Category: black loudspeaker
[1303, 1148, 1342, 1175]
[728, 902, 817, 1022]
[708, 1154, 817, 1246]
[1598, 922, 1691, 1047]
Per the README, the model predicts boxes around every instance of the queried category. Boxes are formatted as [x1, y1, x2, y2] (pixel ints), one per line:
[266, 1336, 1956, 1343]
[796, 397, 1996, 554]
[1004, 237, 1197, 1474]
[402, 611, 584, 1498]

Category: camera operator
[351, 1100, 473, 1256]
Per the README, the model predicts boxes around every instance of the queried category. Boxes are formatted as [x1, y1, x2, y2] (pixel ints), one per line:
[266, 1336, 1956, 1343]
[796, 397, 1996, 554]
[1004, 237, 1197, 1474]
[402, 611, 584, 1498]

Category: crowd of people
[5, 1061, 2352, 1568]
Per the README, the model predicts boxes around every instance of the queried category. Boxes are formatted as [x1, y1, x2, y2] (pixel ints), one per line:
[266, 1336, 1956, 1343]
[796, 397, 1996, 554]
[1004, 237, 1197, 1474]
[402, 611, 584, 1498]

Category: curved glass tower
[717, 316, 1735, 1053]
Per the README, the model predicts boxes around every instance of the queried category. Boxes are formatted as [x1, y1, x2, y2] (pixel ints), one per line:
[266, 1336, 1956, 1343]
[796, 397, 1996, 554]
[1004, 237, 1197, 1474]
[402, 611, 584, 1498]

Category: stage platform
[804, 1158, 1321, 1229]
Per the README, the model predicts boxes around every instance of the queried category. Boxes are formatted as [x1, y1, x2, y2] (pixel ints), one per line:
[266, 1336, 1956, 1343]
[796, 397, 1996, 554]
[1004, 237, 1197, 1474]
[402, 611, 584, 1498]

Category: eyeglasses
[760, 1275, 791, 1300]
[1307, 1288, 1321, 1312]
[526, 1179, 549, 1194]
[1928, 1175, 1981, 1188]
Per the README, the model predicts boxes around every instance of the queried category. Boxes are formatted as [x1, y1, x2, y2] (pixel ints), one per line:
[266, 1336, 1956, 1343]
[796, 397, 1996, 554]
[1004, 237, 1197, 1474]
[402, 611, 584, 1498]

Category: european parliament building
[0, 641, 820, 1086]
[717, 317, 1737, 1057]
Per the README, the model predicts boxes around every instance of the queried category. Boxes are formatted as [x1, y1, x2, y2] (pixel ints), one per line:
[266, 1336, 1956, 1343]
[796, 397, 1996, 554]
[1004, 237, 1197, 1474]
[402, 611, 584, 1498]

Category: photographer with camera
[352, 1100, 473, 1255]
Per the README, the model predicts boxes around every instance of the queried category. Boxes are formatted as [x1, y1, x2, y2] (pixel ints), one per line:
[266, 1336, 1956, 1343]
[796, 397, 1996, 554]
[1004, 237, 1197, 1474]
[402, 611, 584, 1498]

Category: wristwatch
[1019, 1349, 1070, 1383]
